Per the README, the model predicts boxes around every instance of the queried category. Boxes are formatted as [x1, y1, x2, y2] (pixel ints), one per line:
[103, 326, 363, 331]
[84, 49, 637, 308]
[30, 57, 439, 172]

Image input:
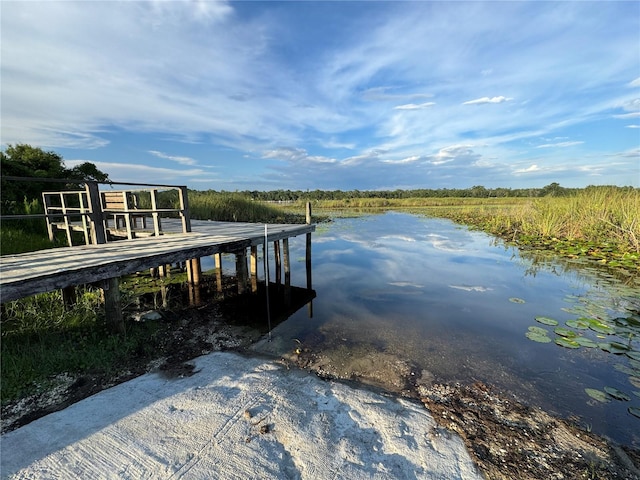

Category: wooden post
[42, 193, 56, 242]
[178, 186, 191, 234]
[103, 278, 124, 334]
[62, 286, 77, 310]
[186, 258, 201, 285]
[283, 238, 291, 287]
[236, 249, 248, 294]
[85, 181, 106, 245]
[214, 253, 223, 292]
[60, 192, 73, 247]
[79, 191, 91, 245]
[150, 188, 162, 237]
[250, 245, 259, 292]
[274, 240, 281, 286]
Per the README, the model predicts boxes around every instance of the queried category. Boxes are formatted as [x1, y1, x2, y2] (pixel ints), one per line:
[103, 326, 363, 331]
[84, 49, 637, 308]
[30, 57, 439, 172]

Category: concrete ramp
[1, 351, 482, 479]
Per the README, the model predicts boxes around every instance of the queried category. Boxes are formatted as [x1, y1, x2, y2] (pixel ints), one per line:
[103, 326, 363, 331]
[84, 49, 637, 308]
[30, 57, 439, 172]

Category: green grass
[1, 288, 166, 403]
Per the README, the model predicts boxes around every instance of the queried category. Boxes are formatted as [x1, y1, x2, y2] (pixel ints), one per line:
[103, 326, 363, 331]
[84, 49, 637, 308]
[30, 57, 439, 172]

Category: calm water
[248, 211, 640, 447]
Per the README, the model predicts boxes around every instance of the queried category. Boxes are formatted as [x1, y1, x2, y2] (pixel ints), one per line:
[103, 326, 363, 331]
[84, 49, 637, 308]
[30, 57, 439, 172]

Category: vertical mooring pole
[305, 202, 312, 291]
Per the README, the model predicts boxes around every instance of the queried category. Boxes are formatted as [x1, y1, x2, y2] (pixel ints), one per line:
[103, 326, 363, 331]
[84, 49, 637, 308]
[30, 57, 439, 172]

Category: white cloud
[614, 112, 640, 119]
[626, 125, 640, 128]
[148, 150, 197, 165]
[262, 147, 335, 164]
[536, 141, 584, 148]
[513, 164, 540, 174]
[629, 77, 640, 87]
[393, 102, 436, 110]
[462, 96, 512, 105]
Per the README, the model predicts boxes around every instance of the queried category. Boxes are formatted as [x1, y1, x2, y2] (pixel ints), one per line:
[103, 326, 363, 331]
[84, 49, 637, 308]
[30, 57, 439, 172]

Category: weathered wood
[85, 182, 106, 245]
[250, 245, 259, 292]
[274, 240, 282, 285]
[1, 221, 314, 303]
[283, 238, 291, 287]
[306, 202, 312, 225]
[236, 249, 248, 294]
[150, 189, 162, 236]
[103, 277, 124, 334]
[214, 253, 223, 292]
[186, 258, 202, 285]
[62, 286, 77, 309]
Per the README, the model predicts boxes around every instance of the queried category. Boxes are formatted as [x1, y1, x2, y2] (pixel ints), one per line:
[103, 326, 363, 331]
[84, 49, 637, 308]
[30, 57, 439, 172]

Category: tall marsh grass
[189, 192, 306, 223]
[429, 187, 640, 254]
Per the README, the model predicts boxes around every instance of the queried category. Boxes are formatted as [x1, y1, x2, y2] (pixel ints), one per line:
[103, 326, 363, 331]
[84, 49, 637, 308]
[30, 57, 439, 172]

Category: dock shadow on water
[248, 211, 640, 448]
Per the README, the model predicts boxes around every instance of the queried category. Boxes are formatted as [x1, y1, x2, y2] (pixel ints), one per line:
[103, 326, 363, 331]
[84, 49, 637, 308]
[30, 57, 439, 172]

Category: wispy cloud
[462, 96, 513, 106]
[536, 141, 584, 148]
[393, 102, 436, 110]
[148, 150, 197, 165]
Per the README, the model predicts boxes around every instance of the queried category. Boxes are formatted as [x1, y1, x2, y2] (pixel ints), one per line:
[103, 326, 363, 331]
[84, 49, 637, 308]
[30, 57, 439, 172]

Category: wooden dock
[0, 220, 314, 304]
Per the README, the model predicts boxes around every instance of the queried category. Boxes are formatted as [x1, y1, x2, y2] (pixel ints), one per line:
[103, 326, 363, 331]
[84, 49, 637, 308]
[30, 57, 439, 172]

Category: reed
[188, 192, 306, 223]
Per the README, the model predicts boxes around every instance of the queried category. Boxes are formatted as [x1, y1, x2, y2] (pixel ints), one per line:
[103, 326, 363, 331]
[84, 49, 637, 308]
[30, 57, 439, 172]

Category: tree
[1, 144, 110, 214]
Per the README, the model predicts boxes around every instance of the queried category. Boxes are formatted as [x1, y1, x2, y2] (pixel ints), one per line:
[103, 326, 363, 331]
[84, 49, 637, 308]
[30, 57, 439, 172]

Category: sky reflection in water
[252, 212, 640, 447]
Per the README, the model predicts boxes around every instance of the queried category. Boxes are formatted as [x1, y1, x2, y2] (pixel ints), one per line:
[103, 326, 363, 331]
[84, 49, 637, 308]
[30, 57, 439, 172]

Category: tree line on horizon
[199, 183, 637, 202]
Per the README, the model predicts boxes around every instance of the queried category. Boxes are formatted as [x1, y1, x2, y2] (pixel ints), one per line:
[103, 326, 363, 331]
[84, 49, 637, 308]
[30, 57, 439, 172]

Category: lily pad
[604, 387, 631, 401]
[599, 342, 631, 354]
[615, 363, 636, 375]
[554, 327, 577, 338]
[528, 326, 548, 336]
[526, 331, 552, 343]
[629, 377, 640, 389]
[629, 359, 640, 371]
[535, 316, 559, 326]
[585, 388, 609, 403]
[633, 391, 640, 399]
[629, 407, 640, 419]
[555, 337, 580, 349]
[565, 319, 590, 330]
[509, 297, 526, 304]
[626, 351, 640, 361]
[588, 321, 615, 335]
[574, 337, 598, 348]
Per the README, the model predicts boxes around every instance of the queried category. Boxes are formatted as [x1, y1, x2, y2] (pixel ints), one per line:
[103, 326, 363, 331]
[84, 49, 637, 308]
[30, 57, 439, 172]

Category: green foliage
[1, 144, 110, 214]
[0, 288, 164, 403]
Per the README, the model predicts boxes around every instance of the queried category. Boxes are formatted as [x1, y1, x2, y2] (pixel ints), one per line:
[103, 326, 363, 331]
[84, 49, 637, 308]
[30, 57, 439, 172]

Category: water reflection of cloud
[388, 281, 424, 288]
[379, 235, 417, 243]
[424, 233, 466, 252]
[449, 285, 493, 292]
[317, 248, 357, 260]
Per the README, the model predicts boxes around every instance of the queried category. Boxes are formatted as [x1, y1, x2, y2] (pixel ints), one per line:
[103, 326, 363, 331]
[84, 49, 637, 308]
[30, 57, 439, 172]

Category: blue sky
[2, 1, 639, 191]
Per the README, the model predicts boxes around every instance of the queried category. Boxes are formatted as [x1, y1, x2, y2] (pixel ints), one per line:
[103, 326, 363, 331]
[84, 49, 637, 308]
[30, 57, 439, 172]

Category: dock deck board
[0, 220, 314, 303]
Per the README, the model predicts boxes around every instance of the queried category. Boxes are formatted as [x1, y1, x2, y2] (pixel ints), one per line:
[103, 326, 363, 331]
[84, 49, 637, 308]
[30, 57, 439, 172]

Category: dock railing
[2, 177, 191, 246]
